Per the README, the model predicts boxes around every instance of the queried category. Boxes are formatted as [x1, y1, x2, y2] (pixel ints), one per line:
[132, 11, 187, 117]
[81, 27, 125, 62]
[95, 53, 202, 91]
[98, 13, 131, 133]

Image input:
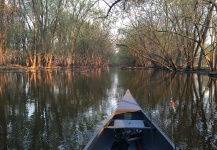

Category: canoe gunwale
[84, 90, 177, 150]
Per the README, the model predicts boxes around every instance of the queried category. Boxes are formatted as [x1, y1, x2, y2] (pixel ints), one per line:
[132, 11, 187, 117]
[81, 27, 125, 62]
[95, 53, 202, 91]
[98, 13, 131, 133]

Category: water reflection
[117, 70, 217, 150]
[0, 69, 217, 149]
[0, 69, 120, 150]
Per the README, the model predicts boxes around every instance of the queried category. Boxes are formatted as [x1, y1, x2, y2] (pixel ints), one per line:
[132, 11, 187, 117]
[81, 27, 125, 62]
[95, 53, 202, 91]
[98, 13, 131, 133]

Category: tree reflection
[118, 70, 217, 149]
[0, 69, 112, 149]
[1, 69, 217, 149]
[0, 74, 7, 150]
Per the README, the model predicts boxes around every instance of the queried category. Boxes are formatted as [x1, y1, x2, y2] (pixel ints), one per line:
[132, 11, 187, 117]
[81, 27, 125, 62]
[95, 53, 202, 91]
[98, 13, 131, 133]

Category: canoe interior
[87, 110, 175, 150]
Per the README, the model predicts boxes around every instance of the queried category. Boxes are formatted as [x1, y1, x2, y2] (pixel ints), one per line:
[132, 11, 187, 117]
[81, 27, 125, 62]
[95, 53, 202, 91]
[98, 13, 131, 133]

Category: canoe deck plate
[113, 120, 145, 129]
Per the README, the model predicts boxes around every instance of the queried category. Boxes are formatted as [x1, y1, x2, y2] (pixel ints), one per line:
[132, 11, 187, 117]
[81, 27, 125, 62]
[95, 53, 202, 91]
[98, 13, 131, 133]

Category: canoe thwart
[114, 119, 144, 128]
[106, 119, 152, 129]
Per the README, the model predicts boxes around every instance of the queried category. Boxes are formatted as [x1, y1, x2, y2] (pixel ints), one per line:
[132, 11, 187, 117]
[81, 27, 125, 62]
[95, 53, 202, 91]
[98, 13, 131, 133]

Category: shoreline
[0, 65, 213, 76]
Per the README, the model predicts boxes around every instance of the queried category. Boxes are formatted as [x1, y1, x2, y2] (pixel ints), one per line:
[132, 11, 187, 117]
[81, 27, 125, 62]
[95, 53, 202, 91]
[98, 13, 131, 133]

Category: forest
[0, 0, 113, 68]
[0, 0, 217, 72]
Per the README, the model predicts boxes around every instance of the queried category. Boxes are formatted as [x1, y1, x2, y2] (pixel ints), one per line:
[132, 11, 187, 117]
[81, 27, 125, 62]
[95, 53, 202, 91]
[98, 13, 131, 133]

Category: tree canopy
[0, 0, 113, 68]
[1, 0, 217, 72]
[107, 0, 217, 71]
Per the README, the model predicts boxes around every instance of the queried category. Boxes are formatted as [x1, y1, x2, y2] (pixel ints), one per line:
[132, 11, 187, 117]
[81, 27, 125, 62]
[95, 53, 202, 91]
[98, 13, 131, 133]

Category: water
[0, 68, 216, 150]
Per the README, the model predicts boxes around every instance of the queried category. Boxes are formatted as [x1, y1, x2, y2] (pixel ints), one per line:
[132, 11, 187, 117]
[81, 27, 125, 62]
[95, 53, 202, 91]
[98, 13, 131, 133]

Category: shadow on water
[117, 70, 217, 150]
[0, 68, 217, 149]
[0, 69, 117, 150]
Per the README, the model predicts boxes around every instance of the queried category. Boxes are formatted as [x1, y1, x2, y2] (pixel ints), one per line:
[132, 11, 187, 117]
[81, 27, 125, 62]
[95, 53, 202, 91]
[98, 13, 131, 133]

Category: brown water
[0, 68, 216, 150]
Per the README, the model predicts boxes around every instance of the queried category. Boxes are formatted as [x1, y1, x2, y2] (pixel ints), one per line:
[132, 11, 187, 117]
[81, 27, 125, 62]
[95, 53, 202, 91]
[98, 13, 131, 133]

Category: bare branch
[157, 30, 199, 43]
[102, 0, 123, 18]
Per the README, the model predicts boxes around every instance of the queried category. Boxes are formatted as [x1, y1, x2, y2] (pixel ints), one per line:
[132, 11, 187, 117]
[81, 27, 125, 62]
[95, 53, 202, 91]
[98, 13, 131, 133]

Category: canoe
[84, 90, 176, 150]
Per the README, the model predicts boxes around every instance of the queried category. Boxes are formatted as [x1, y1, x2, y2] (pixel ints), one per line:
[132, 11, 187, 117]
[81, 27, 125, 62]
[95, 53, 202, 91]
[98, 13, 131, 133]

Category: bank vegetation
[1, 0, 217, 73]
[110, 0, 217, 72]
[0, 0, 113, 69]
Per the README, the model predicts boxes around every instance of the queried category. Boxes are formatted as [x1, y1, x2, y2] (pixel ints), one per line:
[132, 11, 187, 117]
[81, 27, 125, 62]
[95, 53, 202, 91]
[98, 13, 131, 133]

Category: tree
[0, 0, 15, 65]
[0, 0, 113, 68]
[106, 0, 217, 71]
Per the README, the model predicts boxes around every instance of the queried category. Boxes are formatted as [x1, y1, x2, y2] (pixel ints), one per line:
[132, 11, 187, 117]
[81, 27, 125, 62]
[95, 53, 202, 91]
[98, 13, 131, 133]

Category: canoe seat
[106, 119, 152, 129]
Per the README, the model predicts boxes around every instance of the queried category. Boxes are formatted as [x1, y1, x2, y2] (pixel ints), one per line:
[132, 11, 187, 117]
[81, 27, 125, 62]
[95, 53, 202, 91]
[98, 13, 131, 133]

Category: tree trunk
[47, 54, 52, 67]
[37, 53, 41, 67]
[43, 53, 52, 67]
[211, 25, 217, 71]
[199, 4, 214, 71]
[67, 53, 72, 68]
[0, 0, 5, 66]
[198, 49, 203, 69]
[32, 19, 37, 68]
[0, 42, 4, 66]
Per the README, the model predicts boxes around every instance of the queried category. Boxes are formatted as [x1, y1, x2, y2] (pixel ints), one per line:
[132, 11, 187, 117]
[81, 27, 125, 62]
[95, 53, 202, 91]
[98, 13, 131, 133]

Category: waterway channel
[0, 68, 216, 149]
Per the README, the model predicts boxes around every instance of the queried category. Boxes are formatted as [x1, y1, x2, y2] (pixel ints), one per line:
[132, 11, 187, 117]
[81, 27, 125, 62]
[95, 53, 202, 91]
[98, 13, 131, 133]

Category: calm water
[0, 68, 216, 150]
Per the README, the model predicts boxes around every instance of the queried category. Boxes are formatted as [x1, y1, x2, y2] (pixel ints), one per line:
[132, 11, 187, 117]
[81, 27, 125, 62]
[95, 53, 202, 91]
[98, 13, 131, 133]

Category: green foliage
[0, 0, 113, 67]
[109, 47, 136, 66]
[116, 0, 217, 70]
[2, 0, 216, 70]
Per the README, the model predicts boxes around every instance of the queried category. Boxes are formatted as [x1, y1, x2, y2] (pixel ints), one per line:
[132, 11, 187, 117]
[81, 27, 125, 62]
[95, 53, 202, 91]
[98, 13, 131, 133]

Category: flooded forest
[0, 0, 217, 72]
[1, 0, 217, 149]
[0, 69, 217, 149]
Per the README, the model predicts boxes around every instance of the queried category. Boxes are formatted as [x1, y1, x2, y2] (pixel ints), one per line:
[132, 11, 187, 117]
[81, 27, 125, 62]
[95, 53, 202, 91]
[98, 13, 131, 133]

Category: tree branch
[157, 30, 199, 43]
[102, 0, 122, 18]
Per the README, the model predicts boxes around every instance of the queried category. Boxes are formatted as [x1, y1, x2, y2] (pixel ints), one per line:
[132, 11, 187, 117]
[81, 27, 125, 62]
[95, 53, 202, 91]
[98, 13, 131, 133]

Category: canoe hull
[84, 90, 176, 150]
